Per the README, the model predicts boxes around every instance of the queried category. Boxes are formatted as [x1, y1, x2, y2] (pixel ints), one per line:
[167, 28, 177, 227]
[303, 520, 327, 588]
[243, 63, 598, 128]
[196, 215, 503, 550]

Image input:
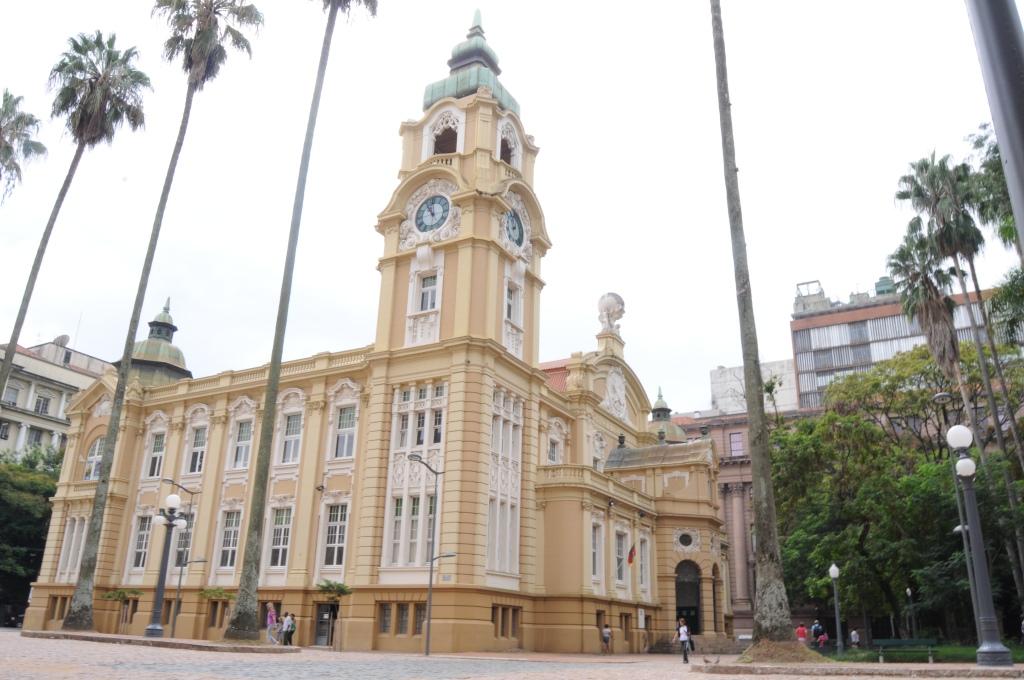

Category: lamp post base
[977, 641, 1013, 666]
[144, 623, 164, 638]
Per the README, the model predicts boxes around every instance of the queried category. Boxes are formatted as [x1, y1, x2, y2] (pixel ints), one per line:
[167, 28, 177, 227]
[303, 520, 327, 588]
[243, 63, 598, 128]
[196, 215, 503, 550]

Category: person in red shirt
[795, 623, 808, 644]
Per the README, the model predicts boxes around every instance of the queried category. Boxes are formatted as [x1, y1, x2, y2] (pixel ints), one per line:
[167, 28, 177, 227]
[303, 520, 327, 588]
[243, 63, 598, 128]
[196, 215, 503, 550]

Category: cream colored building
[26, 14, 733, 652]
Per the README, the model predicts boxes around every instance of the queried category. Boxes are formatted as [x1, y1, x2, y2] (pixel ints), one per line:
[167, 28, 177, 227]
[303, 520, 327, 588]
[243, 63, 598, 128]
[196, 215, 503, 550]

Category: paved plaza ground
[5, 629, 1024, 680]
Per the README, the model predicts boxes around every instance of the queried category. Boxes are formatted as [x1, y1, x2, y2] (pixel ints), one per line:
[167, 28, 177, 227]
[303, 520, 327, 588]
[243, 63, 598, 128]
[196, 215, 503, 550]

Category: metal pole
[144, 516, 175, 637]
[964, 0, 1024, 254]
[957, 450, 1013, 666]
[171, 553, 186, 638]
[832, 577, 844, 654]
[424, 469, 438, 656]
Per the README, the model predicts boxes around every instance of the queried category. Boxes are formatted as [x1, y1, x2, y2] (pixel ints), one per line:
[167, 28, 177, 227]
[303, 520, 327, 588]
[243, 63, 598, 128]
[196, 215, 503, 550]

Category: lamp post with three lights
[946, 424, 1012, 666]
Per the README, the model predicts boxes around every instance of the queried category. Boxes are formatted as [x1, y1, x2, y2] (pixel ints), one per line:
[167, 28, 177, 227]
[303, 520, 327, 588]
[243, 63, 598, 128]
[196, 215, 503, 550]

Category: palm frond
[0, 89, 47, 200]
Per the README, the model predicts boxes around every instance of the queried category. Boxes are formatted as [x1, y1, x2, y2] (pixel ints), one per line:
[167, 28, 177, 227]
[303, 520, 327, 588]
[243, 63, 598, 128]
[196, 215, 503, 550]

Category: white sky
[2, 1, 1020, 414]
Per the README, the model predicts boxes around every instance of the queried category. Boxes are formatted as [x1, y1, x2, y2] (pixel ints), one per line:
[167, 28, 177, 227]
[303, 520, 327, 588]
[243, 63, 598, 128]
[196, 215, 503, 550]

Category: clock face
[415, 195, 450, 232]
[504, 210, 524, 247]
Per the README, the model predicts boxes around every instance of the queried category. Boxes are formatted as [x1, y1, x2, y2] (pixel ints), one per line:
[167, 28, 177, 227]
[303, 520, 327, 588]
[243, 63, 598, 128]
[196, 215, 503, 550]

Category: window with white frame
[639, 537, 649, 589]
[418, 274, 437, 312]
[219, 510, 241, 568]
[146, 432, 165, 478]
[487, 387, 522, 574]
[269, 507, 292, 567]
[84, 437, 104, 480]
[324, 504, 348, 567]
[548, 439, 560, 464]
[174, 512, 194, 567]
[334, 407, 355, 459]
[505, 282, 522, 326]
[591, 524, 602, 579]
[34, 395, 51, 415]
[281, 414, 302, 464]
[233, 421, 252, 469]
[384, 382, 447, 567]
[0, 422, 8, 440]
[187, 426, 206, 474]
[132, 516, 152, 569]
[28, 428, 42, 446]
[2, 384, 19, 405]
[615, 531, 626, 582]
[58, 516, 87, 582]
[729, 431, 745, 457]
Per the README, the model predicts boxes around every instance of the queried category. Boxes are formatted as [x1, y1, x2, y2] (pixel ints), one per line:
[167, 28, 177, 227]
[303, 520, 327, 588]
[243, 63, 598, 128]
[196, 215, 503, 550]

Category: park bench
[874, 638, 938, 663]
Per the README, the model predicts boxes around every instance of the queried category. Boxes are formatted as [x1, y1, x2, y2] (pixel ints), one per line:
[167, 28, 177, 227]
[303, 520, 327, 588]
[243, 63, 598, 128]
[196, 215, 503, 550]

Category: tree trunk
[709, 0, 793, 642]
[63, 82, 197, 630]
[966, 255, 1024, 472]
[951, 263, 1024, 609]
[0, 141, 86, 397]
[226, 3, 338, 639]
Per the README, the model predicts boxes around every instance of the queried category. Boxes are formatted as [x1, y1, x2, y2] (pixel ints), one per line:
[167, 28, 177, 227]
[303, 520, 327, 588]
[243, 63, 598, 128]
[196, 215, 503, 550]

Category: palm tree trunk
[966, 255, 1024, 471]
[226, 3, 338, 640]
[63, 82, 197, 630]
[952, 261, 1024, 607]
[710, 0, 792, 642]
[0, 140, 86, 398]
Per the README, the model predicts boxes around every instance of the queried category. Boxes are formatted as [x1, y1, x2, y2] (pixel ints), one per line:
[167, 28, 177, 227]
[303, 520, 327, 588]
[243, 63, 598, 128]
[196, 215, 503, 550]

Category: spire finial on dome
[164, 297, 171, 314]
[471, 8, 482, 33]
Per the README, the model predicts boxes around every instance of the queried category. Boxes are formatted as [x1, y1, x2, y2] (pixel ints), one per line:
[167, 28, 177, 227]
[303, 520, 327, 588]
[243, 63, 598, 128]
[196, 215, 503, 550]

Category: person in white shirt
[673, 617, 690, 663]
[850, 628, 860, 648]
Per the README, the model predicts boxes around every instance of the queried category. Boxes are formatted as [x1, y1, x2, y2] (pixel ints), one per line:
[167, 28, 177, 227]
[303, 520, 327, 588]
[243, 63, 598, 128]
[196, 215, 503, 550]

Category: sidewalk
[21, 629, 300, 653]
[696, 661, 1024, 677]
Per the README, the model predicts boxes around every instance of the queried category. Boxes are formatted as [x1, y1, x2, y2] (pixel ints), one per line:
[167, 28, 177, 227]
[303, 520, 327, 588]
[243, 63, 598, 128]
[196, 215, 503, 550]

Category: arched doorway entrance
[675, 560, 701, 635]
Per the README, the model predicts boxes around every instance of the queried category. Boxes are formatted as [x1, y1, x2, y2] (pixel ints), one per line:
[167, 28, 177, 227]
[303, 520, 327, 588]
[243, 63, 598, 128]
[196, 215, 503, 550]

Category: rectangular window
[511, 608, 520, 637]
[414, 603, 427, 634]
[398, 414, 409, 448]
[592, 525, 600, 577]
[2, 386, 18, 405]
[84, 438, 104, 481]
[220, 511, 241, 568]
[281, 414, 302, 464]
[324, 504, 348, 566]
[28, 428, 43, 446]
[334, 406, 356, 459]
[505, 282, 522, 324]
[397, 603, 409, 635]
[434, 385, 445, 398]
[425, 495, 436, 563]
[270, 508, 292, 567]
[233, 421, 252, 469]
[401, 389, 411, 402]
[390, 497, 403, 565]
[0, 422, 8, 440]
[418, 387, 428, 400]
[132, 516, 152, 569]
[175, 513, 194, 568]
[729, 432, 745, 457]
[415, 412, 425, 446]
[639, 538, 648, 587]
[379, 603, 392, 634]
[419, 274, 437, 312]
[147, 433, 165, 478]
[548, 439, 559, 464]
[407, 496, 420, 564]
[188, 426, 207, 474]
[615, 532, 626, 582]
[34, 396, 51, 415]
[432, 410, 443, 445]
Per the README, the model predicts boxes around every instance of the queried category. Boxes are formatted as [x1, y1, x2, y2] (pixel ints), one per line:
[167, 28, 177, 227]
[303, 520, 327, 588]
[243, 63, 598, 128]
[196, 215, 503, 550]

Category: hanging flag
[627, 543, 637, 565]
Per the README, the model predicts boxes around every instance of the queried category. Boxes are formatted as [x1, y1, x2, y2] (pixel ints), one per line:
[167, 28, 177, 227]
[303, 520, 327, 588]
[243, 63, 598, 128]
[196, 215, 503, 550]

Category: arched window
[500, 137, 513, 165]
[433, 127, 457, 154]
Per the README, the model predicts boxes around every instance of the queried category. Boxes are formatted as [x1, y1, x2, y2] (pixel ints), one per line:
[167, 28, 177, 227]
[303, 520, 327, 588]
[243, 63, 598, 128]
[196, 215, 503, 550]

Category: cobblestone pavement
[3, 630, 1018, 680]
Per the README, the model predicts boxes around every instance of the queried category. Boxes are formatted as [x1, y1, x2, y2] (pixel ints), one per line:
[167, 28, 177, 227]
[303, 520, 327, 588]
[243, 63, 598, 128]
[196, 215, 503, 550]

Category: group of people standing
[795, 620, 860, 649]
[266, 603, 297, 646]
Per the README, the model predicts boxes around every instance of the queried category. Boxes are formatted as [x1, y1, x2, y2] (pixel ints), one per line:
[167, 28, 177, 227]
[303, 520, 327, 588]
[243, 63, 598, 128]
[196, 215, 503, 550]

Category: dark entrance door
[315, 604, 338, 646]
[675, 560, 701, 635]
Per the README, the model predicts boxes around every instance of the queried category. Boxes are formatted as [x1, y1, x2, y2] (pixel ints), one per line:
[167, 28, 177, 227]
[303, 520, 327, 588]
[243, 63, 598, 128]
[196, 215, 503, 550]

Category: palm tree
[898, 155, 1024, 472]
[0, 89, 47, 201]
[709, 0, 793, 643]
[0, 32, 147, 410]
[225, 0, 376, 640]
[969, 123, 1023, 262]
[63, 2, 262, 631]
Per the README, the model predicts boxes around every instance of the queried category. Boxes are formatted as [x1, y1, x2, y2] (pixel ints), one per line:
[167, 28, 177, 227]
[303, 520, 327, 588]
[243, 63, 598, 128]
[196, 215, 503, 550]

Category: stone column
[729, 483, 750, 605]
[15, 422, 28, 450]
[50, 430, 60, 448]
[57, 392, 68, 419]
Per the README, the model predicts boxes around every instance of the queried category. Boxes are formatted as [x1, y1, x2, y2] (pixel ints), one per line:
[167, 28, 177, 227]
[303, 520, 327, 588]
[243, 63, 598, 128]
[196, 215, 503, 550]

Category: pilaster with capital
[728, 482, 751, 605]
[289, 393, 327, 586]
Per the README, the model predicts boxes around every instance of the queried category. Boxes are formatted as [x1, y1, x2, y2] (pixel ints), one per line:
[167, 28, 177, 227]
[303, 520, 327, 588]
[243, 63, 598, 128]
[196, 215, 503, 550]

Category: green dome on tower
[114, 299, 192, 385]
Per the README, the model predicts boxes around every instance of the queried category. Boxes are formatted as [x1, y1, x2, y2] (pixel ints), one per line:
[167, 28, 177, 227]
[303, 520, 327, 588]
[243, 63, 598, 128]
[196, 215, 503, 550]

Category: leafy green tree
[0, 89, 47, 201]
[226, 0, 375, 640]
[0, 448, 60, 614]
[991, 266, 1024, 344]
[968, 123, 1022, 261]
[64, 2, 262, 631]
[0, 32, 148, 410]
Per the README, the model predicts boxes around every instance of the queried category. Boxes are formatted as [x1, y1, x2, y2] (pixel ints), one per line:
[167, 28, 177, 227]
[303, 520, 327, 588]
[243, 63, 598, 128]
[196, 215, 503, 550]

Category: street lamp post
[906, 588, 916, 640]
[144, 494, 189, 638]
[829, 563, 844, 654]
[408, 453, 456, 656]
[946, 425, 1013, 666]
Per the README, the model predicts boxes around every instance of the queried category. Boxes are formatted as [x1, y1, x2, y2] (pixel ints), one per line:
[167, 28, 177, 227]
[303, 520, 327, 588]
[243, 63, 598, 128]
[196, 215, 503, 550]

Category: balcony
[536, 464, 654, 512]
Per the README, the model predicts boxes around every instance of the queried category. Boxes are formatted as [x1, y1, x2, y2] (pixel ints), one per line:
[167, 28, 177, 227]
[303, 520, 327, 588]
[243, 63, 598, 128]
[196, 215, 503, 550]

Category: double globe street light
[946, 424, 1012, 666]
[144, 493, 189, 638]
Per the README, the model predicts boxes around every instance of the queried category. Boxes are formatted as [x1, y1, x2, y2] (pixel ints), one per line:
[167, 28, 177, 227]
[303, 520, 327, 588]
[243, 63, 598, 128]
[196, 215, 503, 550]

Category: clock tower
[372, 10, 549, 361]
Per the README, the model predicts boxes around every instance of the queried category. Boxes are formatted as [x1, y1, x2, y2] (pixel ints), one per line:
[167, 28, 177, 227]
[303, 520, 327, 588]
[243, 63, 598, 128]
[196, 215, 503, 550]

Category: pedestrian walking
[850, 628, 860, 648]
[600, 623, 613, 654]
[674, 617, 690, 663]
[266, 603, 279, 645]
[795, 622, 808, 645]
[284, 613, 296, 646]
